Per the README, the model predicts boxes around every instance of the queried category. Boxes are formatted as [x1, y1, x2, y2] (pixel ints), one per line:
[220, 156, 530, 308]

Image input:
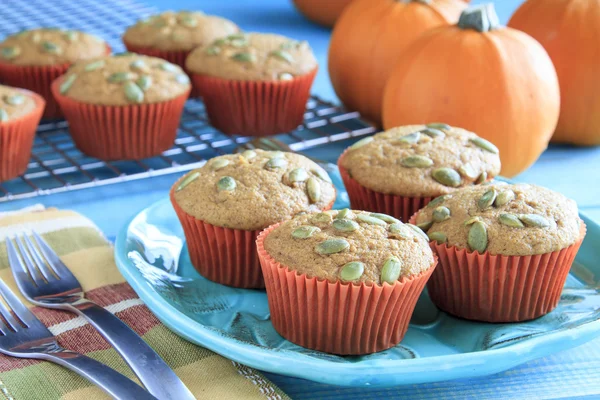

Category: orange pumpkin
[328, 0, 466, 125]
[509, 0, 600, 146]
[292, 0, 355, 27]
[383, 4, 560, 177]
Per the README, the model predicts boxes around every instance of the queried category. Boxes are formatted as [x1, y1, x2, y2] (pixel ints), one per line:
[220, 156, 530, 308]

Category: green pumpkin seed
[340, 261, 365, 282]
[468, 221, 488, 253]
[289, 168, 308, 182]
[311, 212, 332, 225]
[212, 38, 227, 46]
[205, 46, 221, 55]
[1, 46, 21, 60]
[180, 15, 198, 27]
[499, 213, 524, 228]
[307, 177, 321, 203]
[217, 176, 236, 192]
[315, 238, 350, 255]
[417, 220, 433, 231]
[176, 171, 199, 191]
[152, 20, 167, 28]
[175, 74, 190, 84]
[401, 155, 433, 168]
[159, 62, 179, 72]
[270, 50, 294, 63]
[114, 51, 134, 57]
[84, 60, 105, 72]
[389, 222, 411, 240]
[269, 151, 285, 159]
[478, 189, 497, 211]
[230, 38, 248, 47]
[396, 131, 420, 145]
[280, 40, 300, 50]
[476, 171, 487, 184]
[279, 72, 294, 81]
[0, 109, 8, 122]
[136, 75, 152, 91]
[458, 164, 478, 179]
[381, 257, 402, 285]
[210, 158, 230, 171]
[41, 41, 61, 54]
[311, 168, 332, 183]
[432, 206, 451, 223]
[426, 123, 451, 131]
[335, 208, 351, 219]
[370, 213, 400, 224]
[432, 168, 462, 187]
[519, 214, 550, 228]
[265, 157, 287, 170]
[226, 33, 246, 41]
[108, 72, 134, 83]
[357, 214, 387, 226]
[494, 190, 515, 207]
[423, 128, 445, 139]
[123, 81, 144, 103]
[407, 223, 429, 240]
[231, 52, 256, 63]
[64, 31, 78, 42]
[241, 149, 256, 160]
[349, 136, 373, 150]
[427, 195, 448, 208]
[470, 137, 499, 154]
[464, 216, 483, 226]
[59, 74, 77, 94]
[3, 95, 25, 106]
[130, 59, 148, 72]
[333, 219, 359, 232]
[292, 225, 321, 239]
[428, 231, 447, 244]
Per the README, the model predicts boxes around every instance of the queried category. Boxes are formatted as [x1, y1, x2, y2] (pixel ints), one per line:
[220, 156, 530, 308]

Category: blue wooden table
[2, 0, 600, 398]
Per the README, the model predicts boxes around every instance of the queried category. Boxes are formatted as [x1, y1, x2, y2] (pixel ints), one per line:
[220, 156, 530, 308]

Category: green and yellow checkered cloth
[0, 207, 289, 400]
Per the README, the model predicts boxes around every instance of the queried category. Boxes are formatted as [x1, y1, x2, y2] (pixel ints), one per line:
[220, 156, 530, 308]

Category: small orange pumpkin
[509, 0, 600, 146]
[292, 0, 355, 27]
[383, 4, 560, 177]
[328, 0, 466, 125]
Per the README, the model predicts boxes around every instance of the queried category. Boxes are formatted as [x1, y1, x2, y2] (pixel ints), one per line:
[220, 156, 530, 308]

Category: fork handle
[42, 350, 156, 400]
[68, 300, 195, 400]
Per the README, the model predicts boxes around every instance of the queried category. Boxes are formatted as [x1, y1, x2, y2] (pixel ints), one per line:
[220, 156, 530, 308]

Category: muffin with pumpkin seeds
[170, 150, 336, 288]
[338, 124, 501, 221]
[257, 208, 437, 355]
[411, 183, 585, 322]
[0, 28, 110, 118]
[185, 32, 318, 136]
[51, 53, 190, 160]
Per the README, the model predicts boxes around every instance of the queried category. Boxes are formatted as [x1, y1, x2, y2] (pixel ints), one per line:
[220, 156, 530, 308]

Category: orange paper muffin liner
[0, 90, 45, 181]
[257, 222, 437, 355]
[0, 45, 111, 119]
[338, 150, 433, 222]
[408, 213, 587, 322]
[51, 78, 189, 161]
[170, 183, 334, 289]
[190, 68, 317, 137]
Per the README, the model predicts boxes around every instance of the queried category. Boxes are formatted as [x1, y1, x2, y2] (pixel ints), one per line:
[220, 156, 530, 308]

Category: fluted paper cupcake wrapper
[0, 90, 45, 181]
[408, 213, 587, 322]
[51, 78, 189, 161]
[170, 182, 334, 289]
[190, 68, 317, 137]
[257, 222, 437, 355]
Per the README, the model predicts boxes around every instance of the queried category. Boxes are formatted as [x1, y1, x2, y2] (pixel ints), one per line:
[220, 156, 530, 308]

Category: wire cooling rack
[0, 0, 376, 202]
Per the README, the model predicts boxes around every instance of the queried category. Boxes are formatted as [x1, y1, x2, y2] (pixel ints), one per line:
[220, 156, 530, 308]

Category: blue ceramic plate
[114, 175, 600, 387]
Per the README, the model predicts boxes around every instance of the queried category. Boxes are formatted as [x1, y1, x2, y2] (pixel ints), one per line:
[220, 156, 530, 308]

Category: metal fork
[6, 233, 194, 400]
[0, 278, 155, 400]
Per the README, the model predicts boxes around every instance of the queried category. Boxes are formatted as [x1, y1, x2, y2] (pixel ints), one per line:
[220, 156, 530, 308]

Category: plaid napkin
[0, 207, 289, 400]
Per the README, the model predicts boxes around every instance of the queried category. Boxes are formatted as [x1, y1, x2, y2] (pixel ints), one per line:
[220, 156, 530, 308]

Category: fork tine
[15, 235, 48, 284]
[0, 278, 34, 329]
[5, 238, 37, 294]
[32, 232, 76, 280]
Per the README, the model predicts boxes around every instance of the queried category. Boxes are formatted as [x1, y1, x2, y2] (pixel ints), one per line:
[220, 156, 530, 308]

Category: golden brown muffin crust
[0, 85, 37, 122]
[0, 28, 107, 66]
[340, 125, 502, 197]
[415, 183, 582, 256]
[58, 54, 190, 105]
[173, 150, 336, 231]
[122, 11, 239, 51]
[264, 209, 435, 285]
[185, 32, 318, 81]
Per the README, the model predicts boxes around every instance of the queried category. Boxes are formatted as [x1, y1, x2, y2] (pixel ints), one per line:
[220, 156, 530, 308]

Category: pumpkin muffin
[338, 124, 501, 221]
[185, 32, 318, 136]
[170, 149, 336, 288]
[412, 183, 586, 322]
[257, 209, 437, 354]
[51, 53, 190, 160]
[0, 85, 45, 181]
[0, 28, 109, 118]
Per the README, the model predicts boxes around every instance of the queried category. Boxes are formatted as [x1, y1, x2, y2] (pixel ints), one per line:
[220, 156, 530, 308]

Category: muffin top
[414, 183, 583, 256]
[122, 11, 239, 51]
[340, 124, 502, 197]
[263, 209, 435, 285]
[0, 28, 107, 66]
[0, 85, 38, 122]
[57, 53, 190, 105]
[185, 32, 318, 81]
[173, 150, 336, 231]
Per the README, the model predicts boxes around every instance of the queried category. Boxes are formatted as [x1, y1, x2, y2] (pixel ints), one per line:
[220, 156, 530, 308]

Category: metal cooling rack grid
[0, 0, 376, 202]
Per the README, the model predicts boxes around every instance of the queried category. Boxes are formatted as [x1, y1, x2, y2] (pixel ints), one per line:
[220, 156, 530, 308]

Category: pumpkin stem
[458, 3, 501, 32]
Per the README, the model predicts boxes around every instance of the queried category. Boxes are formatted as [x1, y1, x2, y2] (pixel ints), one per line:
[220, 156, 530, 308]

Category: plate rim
[114, 197, 600, 387]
